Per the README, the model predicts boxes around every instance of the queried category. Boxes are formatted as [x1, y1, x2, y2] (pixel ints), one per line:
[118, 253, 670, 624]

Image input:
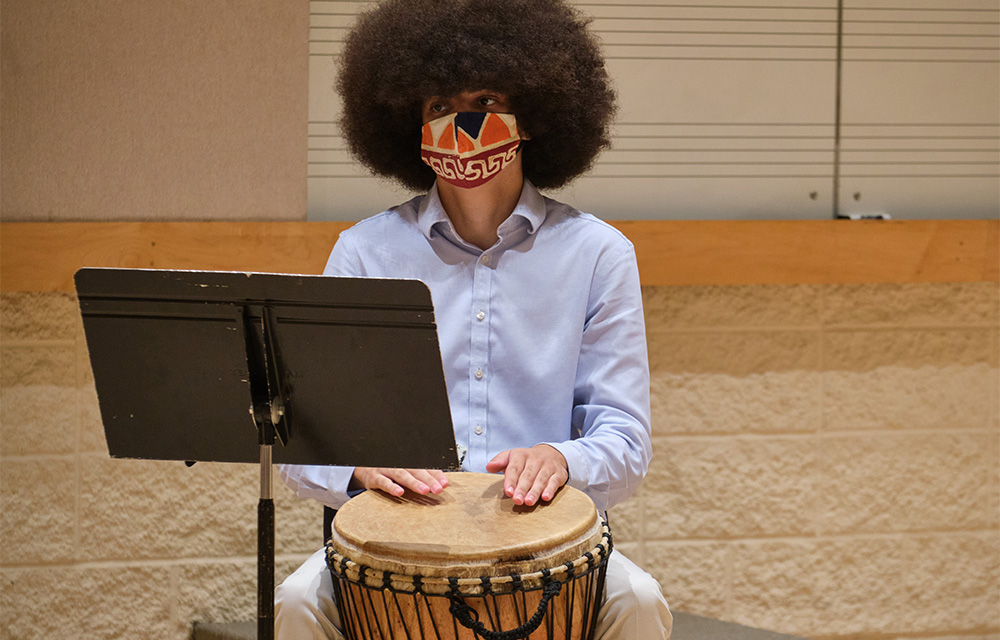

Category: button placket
[468, 250, 492, 462]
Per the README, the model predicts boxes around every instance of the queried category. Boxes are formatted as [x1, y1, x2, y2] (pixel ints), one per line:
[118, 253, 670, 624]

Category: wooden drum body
[325, 472, 612, 640]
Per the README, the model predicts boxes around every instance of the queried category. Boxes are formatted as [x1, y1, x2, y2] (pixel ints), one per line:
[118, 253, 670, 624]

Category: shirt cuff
[542, 440, 584, 494]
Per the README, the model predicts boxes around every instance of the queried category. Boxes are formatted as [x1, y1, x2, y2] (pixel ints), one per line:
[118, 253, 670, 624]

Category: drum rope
[564, 565, 576, 640]
[389, 590, 416, 640]
[326, 520, 615, 639]
[447, 580, 563, 640]
[326, 526, 611, 597]
[411, 576, 447, 640]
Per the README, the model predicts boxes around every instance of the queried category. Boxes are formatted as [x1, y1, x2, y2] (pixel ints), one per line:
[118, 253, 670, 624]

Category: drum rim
[326, 520, 613, 597]
[329, 473, 601, 577]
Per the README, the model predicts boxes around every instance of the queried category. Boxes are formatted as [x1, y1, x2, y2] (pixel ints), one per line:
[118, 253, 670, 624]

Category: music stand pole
[248, 306, 288, 640]
[258, 431, 275, 640]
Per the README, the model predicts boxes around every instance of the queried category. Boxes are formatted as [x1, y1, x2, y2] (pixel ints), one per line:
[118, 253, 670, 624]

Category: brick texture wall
[1, 283, 997, 639]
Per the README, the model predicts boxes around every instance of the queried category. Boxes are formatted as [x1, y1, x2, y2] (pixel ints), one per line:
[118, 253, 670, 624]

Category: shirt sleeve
[276, 232, 365, 509]
[544, 243, 652, 513]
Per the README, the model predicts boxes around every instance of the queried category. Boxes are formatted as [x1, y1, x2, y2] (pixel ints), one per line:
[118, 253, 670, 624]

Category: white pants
[275, 548, 672, 640]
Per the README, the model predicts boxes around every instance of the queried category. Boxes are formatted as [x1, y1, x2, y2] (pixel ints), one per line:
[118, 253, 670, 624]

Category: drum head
[332, 472, 600, 578]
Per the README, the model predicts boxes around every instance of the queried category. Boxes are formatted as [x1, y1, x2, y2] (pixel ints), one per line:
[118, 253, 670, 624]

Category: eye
[478, 96, 498, 107]
[422, 96, 451, 119]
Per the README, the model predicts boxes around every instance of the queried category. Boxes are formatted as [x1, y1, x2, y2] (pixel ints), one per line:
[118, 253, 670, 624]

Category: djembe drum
[325, 472, 612, 640]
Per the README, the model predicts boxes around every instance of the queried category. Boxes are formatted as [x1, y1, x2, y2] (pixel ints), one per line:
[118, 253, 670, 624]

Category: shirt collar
[417, 180, 547, 242]
[512, 180, 546, 235]
[416, 182, 450, 240]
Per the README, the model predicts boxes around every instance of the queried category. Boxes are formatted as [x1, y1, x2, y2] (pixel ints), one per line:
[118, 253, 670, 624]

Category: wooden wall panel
[1, 220, 996, 293]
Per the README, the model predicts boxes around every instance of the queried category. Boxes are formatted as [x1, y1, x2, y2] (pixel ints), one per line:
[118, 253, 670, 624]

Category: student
[276, 0, 672, 637]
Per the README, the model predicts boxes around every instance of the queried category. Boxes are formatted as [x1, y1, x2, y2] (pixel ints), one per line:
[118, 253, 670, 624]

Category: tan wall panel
[1, 0, 308, 221]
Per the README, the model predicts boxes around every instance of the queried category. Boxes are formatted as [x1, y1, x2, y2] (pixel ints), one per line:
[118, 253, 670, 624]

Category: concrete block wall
[1, 283, 997, 639]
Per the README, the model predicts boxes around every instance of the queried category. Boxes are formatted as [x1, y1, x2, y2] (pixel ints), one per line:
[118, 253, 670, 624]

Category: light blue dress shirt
[279, 181, 651, 513]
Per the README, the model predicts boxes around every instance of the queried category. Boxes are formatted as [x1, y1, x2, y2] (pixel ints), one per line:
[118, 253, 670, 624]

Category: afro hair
[336, 0, 617, 191]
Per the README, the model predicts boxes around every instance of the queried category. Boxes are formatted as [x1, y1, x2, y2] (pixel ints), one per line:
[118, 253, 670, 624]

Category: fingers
[427, 469, 450, 491]
[511, 462, 537, 506]
[370, 470, 407, 497]
[485, 450, 510, 473]
[538, 473, 565, 503]
[353, 467, 449, 497]
[493, 449, 536, 502]
[350, 446, 567, 507]
[498, 445, 568, 507]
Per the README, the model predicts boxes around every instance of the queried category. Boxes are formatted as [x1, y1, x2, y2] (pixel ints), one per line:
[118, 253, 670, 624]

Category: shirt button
[474, 369, 484, 380]
[480, 255, 489, 265]
[476, 310, 485, 321]
[474, 425, 484, 435]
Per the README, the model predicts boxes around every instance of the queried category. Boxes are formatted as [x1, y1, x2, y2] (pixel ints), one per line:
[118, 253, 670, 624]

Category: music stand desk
[76, 268, 460, 640]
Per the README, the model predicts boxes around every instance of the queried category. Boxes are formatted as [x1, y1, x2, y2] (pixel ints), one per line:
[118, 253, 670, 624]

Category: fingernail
[505, 485, 513, 496]
[526, 494, 535, 504]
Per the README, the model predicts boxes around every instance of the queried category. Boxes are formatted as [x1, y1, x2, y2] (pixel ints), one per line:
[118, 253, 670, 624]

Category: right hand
[350, 467, 449, 498]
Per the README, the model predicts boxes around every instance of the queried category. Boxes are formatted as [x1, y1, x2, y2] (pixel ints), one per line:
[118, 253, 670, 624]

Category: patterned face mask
[420, 112, 521, 188]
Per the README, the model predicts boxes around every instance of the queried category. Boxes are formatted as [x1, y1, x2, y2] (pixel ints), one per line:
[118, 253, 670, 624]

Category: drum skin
[326, 472, 611, 640]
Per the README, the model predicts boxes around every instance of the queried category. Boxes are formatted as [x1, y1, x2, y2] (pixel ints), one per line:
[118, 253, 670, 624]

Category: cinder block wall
[1, 283, 997, 638]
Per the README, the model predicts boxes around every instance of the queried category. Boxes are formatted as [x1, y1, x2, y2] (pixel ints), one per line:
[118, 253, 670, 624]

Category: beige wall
[1, 0, 308, 221]
[1, 283, 997, 638]
[307, 2, 1000, 221]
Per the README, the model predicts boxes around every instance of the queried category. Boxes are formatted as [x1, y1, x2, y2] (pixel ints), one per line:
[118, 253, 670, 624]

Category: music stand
[75, 268, 461, 640]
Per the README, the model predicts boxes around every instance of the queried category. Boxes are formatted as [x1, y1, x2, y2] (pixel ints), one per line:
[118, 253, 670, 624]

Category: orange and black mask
[420, 112, 521, 189]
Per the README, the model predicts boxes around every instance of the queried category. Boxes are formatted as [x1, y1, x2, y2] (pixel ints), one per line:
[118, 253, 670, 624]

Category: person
[275, 0, 672, 637]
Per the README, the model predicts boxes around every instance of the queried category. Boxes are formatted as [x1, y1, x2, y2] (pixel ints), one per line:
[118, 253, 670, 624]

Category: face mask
[420, 112, 521, 188]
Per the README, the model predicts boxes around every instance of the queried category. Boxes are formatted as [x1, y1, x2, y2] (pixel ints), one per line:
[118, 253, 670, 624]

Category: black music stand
[75, 268, 461, 640]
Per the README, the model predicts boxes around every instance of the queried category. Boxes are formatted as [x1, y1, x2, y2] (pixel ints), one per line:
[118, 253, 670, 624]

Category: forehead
[422, 89, 509, 102]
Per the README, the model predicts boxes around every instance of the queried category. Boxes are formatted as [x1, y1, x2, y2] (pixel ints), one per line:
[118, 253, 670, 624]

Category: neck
[437, 157, 524, 251]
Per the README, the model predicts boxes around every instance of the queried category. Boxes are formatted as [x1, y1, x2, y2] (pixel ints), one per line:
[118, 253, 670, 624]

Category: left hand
[486, 444, 569, 506]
